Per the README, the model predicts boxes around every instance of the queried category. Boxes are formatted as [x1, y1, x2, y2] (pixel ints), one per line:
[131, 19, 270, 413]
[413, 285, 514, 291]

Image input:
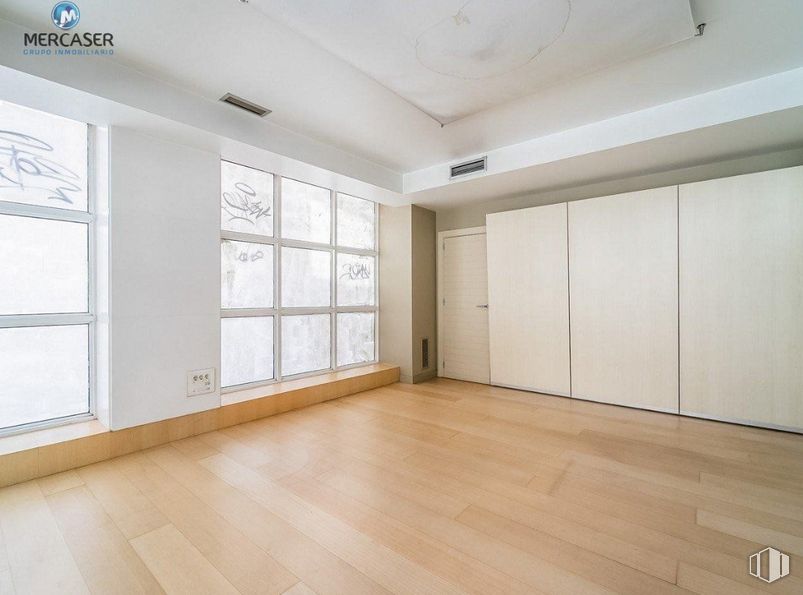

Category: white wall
[0, 65, 403, 208]
[109, 127, 221, 429]
[405, 67, 803, 196]
[378, 204, 437, 383]
[0, 66, 404, 431]
[436, 147, 803, 231]
[0, 18, 402, 194]
[379, 205, 413, 382]
[411, 205, 437, 382]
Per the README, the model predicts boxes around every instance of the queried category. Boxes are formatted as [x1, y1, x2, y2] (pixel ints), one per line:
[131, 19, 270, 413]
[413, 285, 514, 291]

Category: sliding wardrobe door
[486, 204, 570, 395]
[569, 187, 678, 412]
[680, 166, 803, 430]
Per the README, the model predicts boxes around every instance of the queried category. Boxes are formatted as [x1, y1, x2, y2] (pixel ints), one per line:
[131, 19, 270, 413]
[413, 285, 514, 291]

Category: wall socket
[187, 368, 215, 397]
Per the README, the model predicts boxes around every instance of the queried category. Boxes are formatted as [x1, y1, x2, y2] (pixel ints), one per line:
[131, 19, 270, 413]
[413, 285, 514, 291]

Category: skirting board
[571, 393, 680, 416]
[491, 382, 571, 398]
[680, 409, 803, 436]
[495, 382, 803, 435]
[0, 363, 399, 488]
[413, 369, 438, 384]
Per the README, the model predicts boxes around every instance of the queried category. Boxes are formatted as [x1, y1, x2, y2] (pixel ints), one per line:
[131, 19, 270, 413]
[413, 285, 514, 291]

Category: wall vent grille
[450, 157, 486, 179]
[220, 93, 272, 117]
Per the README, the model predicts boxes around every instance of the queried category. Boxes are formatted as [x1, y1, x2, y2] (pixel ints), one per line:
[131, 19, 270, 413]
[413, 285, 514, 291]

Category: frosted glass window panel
[337, 193, 375, 250]
[337, 313, 375, 367]
[337, 253, 375, 306]
[221, 240, 274, 309]
[0, 214, 88, 315]
[281, 247, 331, 307]
[281, 314, 330, 376]
[0, 101, 88, 211]
[221, 161, 274, 236]
[0, 325, 89, 429]
[221, 316, 274, 387]
[281, 178, 331, 243]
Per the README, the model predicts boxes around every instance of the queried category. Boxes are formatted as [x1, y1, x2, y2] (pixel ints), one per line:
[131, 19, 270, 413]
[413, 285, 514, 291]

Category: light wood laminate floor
[0, 378, 802, 594]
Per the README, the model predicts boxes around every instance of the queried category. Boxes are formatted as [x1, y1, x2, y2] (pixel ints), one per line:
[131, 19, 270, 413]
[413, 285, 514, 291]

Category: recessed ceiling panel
[255, 0, 695, 123]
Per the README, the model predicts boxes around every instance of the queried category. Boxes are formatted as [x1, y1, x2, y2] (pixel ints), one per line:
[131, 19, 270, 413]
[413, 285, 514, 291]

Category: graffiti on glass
[238, 247, 265, 263]
[0, 130, 82, 204]
[222, 181, 271, 227]
[340, 262, 371, 281]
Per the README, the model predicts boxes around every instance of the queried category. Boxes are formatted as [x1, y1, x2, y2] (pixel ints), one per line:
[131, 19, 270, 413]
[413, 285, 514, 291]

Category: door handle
[476, 304, 489, 309]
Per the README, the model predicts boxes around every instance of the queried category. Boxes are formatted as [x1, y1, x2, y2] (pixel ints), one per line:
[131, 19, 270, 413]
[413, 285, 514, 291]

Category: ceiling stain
[415, 0, 572, 81]
[452, 9, 471, 26]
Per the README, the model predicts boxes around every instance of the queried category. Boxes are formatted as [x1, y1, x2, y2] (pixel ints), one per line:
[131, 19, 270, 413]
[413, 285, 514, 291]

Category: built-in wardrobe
[486, 165, 803, 432]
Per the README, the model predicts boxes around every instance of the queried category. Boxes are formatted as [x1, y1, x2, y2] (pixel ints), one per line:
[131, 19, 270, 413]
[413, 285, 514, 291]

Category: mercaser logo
[52, 2, 80, 30]
[23, 2, 114, 56]
[749, 547, 790, 583]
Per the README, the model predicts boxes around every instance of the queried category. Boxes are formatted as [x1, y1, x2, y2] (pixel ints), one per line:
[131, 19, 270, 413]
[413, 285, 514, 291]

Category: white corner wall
[109, 127, 221, 429]
[379, 204, 438, 383]
[378, 205, 413, 381]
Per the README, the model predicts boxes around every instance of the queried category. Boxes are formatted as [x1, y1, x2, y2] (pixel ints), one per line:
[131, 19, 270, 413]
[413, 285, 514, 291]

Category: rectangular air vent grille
[220, 93, 272, 117]
[422, 338, 430, 369]
[450, 157, 486, 179]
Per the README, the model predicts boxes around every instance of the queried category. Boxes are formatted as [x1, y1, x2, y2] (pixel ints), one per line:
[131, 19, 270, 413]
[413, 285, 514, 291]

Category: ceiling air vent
[220, 93, 272, 117]
[450, 156, 487, 179]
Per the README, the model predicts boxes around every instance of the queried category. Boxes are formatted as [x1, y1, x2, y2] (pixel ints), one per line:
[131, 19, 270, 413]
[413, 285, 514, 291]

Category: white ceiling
[410, 105, 803, 209]
[253, 0, 693, 123]
[0, 0, 802, 209]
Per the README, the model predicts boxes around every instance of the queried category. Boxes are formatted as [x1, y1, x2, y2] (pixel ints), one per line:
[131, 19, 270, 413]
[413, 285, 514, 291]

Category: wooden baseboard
[413, 369, 438, 384]
[0, 363, 399, 488]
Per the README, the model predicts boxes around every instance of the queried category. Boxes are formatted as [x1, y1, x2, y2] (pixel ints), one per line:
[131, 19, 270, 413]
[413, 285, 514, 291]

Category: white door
[487, 204, 571, 395]
[679, 166, 803, 430]
[569, 187, 679, 413]
[441, 233, 489, 383]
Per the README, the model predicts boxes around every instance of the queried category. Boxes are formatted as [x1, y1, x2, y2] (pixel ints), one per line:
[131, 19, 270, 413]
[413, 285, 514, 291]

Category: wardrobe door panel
[569, 187, 679, 412]
[680, 166, 803, 430]
[486, 204, 570, 395]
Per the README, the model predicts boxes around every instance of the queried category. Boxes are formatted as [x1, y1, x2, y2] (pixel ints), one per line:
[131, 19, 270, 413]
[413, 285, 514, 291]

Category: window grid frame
[0, 122, 96, 437]
[220, 165, 378, 392]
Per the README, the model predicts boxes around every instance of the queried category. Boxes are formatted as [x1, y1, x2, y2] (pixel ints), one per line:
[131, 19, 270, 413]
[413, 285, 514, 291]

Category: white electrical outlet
[187, 368, 215, 397]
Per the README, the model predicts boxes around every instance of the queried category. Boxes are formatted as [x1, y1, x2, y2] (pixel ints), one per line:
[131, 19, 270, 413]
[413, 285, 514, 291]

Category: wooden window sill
[0, 362, 399, 487]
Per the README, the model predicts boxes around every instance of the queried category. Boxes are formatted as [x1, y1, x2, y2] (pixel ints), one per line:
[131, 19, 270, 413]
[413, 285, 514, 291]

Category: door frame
[436, 226, 487, 379]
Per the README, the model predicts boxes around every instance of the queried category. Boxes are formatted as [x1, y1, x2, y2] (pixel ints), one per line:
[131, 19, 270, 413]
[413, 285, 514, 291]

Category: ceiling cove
[254, 0, 695, 124]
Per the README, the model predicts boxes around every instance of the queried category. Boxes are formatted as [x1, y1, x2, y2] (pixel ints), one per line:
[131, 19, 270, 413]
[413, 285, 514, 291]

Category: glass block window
[0, 326, 90, 429]
[337, 193, 375, 250]
[337, 253, 375, 307]
[0, 215, 88, 315]
[281, 178, 330, 244]
[221, 240, 274, 309]
[337, 312, 375, 367]
[281, 314, 331, 376]
[221, 316, 274, 388]
[0, 101, 88, 211]
[0, 101, 92, 433]
[220, 161, 377, 389]
[221, 161, 273, 236]
[280, 247, 330, 308]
